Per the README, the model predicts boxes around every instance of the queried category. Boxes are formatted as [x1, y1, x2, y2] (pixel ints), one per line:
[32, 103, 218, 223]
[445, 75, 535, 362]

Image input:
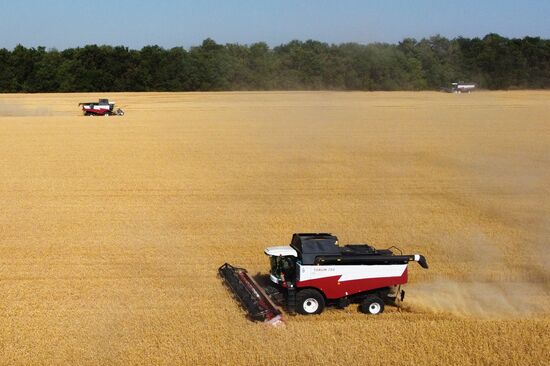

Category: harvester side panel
[296, 263, 408, 299]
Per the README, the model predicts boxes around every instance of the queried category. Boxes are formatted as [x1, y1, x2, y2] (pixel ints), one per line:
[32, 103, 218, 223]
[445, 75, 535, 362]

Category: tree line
[1, 34, 549, 92]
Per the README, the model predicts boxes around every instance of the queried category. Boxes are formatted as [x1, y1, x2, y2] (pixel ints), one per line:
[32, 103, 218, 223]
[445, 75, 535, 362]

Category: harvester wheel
[296, 289, 325, 315]
[360, 295, 385, 315]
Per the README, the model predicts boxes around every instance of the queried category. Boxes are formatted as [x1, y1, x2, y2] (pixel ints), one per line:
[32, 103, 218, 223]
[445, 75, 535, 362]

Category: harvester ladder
[287, 287, 296, 314]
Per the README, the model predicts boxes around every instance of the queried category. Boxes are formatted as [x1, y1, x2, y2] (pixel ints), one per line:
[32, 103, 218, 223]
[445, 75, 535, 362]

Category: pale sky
[1, 0, 549, 49]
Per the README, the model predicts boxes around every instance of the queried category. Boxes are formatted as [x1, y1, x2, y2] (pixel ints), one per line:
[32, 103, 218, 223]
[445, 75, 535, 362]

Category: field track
[1, 91, 549, 365]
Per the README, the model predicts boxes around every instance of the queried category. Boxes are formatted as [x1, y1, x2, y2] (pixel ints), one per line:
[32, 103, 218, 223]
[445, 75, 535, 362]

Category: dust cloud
[406, 216, 549, 318]
[407, 280, 548, 318]
[0, 101, 54, 116]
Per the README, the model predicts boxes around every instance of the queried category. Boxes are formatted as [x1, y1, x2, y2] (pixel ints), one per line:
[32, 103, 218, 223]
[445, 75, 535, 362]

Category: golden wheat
[0, 91, 549, 365]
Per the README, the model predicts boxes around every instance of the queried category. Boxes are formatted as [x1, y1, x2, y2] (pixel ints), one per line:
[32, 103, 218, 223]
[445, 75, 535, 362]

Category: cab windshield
[269, 256, 296, 282]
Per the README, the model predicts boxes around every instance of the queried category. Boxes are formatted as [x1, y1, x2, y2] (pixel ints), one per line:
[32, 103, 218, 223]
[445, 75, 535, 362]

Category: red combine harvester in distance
[219, 233, 428, 324]
[78, 99, 124, 116]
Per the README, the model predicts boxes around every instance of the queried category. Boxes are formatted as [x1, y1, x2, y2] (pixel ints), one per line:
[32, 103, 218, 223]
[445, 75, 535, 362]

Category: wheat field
[0, 91, 549, 365]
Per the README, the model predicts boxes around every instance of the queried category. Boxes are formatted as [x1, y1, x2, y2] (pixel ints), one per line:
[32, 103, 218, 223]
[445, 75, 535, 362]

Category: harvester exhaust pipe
[218, 263, 283, 325]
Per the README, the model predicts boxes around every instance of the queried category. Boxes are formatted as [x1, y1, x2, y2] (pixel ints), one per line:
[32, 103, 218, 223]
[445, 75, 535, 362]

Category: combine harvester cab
[219, 233, 428, 324]
[79, 99, 125, 116]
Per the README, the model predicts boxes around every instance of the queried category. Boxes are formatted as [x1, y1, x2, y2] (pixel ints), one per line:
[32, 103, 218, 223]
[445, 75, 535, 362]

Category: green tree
[1, 35, 550, 92]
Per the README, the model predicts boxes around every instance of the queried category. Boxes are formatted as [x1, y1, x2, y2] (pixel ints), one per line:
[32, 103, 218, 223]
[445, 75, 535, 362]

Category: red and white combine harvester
[451, 82, 476, 93]
[219, 233, 428, 324]
[78, 99, 124, 116]
[448, 82, 476, 93]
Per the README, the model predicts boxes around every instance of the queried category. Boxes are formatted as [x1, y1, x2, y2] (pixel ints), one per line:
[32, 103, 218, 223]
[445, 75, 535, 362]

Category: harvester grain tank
[219, 233, 428, 324]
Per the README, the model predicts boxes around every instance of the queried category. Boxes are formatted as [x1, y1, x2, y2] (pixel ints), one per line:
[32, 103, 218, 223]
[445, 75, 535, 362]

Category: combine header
[219, 233, 428, 324]
[219, 263, 283, 325]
